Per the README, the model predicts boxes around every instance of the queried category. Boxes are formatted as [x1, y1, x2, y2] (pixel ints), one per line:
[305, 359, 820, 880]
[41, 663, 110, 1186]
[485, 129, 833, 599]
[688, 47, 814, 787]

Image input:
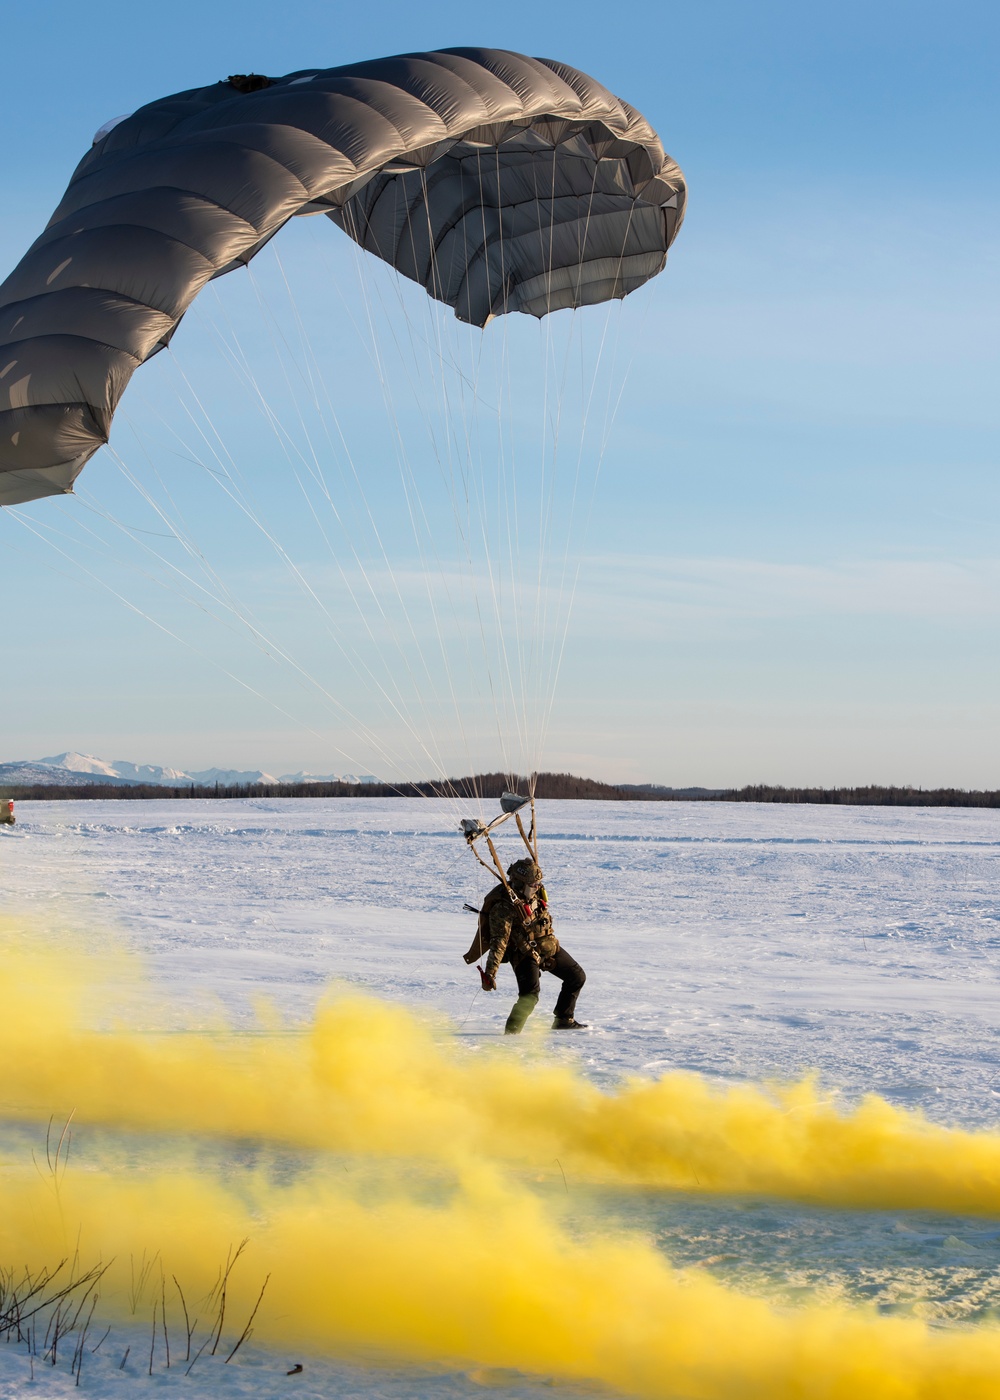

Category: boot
[504, 992, 539, 1035]
[552, 1016, 588, 1030]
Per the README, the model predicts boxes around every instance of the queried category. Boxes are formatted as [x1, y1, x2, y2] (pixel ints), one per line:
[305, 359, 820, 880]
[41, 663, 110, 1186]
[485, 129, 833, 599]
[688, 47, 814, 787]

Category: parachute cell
[0, 48, 686, 507]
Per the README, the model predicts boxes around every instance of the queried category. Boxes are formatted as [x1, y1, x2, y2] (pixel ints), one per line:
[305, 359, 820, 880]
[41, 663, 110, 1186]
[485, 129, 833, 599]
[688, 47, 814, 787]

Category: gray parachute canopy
[0, 48, 686, 507]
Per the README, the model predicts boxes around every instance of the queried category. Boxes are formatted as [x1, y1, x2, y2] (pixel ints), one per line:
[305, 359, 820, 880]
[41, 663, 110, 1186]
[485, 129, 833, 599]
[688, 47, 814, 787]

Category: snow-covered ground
[7, 796, 1000, 1119]
[3, 797, 1000, 1397]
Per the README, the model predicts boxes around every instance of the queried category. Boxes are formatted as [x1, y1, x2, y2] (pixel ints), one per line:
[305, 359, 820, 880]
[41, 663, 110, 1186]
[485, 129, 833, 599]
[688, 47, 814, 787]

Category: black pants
[512, 947, 586, 1020]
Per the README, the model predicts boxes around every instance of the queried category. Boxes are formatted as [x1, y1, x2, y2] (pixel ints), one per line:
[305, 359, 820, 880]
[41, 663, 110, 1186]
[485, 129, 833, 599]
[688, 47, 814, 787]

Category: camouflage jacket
[485, 888, 559, 981]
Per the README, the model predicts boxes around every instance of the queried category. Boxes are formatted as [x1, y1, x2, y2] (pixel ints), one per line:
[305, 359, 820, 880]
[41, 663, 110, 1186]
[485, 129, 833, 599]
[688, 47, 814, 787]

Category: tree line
[0, 771, 666, 802]
[717, 785, 1000, 808]
[3, 775, 1000, 807]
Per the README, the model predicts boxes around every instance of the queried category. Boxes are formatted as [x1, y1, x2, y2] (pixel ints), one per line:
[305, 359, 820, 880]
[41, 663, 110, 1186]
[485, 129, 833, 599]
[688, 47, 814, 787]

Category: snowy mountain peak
[3, 754, 378, 788]
[188, 767, 279, 786]
[38, 753, 195, 784]
[38, 751, 121, 778]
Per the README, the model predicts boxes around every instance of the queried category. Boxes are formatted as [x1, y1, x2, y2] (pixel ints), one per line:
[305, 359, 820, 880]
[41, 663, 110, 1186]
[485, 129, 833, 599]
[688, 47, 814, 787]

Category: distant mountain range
[0, 752, 378, 788]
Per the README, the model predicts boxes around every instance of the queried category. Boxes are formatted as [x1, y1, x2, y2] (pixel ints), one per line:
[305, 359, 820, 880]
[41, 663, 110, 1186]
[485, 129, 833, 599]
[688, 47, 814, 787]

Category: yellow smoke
[4, 920, 1000, 1398]
[4, 1159, 1000, 1400]
[1, 925, 999, 1215]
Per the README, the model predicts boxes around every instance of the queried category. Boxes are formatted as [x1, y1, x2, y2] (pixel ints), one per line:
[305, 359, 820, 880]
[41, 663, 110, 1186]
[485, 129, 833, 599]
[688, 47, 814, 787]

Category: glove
[477, 965, 496, 991]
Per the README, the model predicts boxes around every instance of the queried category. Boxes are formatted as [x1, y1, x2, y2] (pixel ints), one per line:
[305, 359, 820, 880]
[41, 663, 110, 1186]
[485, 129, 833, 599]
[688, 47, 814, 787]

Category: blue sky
[1, 0, 998, 787]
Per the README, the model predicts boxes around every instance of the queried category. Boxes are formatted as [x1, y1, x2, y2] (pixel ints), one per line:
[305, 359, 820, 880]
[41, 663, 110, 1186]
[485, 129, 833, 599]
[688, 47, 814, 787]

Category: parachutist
[464, 858, 586, 1034]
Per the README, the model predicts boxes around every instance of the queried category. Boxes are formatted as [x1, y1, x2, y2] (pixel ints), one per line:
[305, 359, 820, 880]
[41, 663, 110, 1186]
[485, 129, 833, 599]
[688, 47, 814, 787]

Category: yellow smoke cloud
[4, 919, 1000, 1399]
[1, 922, 999, 1215]
[4, 1159, 1000, 1400]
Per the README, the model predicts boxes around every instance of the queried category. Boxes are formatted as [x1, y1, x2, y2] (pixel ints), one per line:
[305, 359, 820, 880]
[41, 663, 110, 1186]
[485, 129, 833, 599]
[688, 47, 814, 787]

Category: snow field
[2, 798, 1000, 1398]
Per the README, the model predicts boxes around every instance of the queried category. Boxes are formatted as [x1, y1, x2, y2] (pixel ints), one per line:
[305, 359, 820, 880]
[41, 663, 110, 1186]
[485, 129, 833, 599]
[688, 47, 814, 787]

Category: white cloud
[574, 554, 1000, 630]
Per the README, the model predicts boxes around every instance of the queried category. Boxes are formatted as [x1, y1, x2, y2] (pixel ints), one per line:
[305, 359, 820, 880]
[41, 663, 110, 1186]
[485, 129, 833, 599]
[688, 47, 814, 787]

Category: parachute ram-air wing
[0, 49, 686, 507]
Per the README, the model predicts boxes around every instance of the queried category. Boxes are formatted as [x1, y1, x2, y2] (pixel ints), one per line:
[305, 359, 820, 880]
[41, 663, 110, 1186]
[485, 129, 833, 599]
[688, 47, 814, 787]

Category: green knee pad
[504, 992, 539, 1035]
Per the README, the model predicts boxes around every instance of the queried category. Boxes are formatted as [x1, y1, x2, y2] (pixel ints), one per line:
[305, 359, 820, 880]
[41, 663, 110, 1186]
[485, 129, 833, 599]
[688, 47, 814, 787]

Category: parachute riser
[515, 798, 538, 862]
[461, 791, 537, 903]
[464, 830, 516, 901]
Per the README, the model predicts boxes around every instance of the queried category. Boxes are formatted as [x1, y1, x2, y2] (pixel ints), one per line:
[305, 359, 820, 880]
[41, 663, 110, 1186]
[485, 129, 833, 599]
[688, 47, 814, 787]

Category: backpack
[462, 883, 509, 964]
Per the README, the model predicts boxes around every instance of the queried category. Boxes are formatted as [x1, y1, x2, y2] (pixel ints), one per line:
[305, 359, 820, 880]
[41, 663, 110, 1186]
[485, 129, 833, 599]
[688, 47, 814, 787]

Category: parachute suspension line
[132, 390, 445, 791]
[453, 157, 524, 804]
[533, 306, 615, 763]
[335, 200, 488, 804]
[104, 394, 448, 795]
[234, 263, 465, 800]
[535, 309, 588, 777]
[6, 507, 389, 775]
[455, 144, 517, 785]
[328, 143, 645, 801]
[243, 262, 472, 809]
[65, 428, 226, 602]
[536, 208, 655, 765]
[521, 144, 558, 789]
[413, 166, 511, 794]
[107, 419, 315, 667]
[451, 151, 512, 790]
[161, 351, 468, 798]
[32, 493, 258, 649]
[483, 149, 525, 785]
[63, 487, 290, 663]
[527, 142, 577, 781]
[53, 487, 411, 785]
[404, 164, 487, 808]
[594, 205, 644, 462]
[102, 439, 428, 783]
[445, 158, 506, 810]
[341, 180, 514, 805]
[122, 141, 648, 807]
[529, 149, 555, 778]
[448, 158, 522, 799]
[98, 424, 410, 775]
[484, 142, 528, 790]
[342, 149, 551, 805]
[495, 139, 534, 790]
[531, 154, 603, 776]
[537, 308, 616, 767]
[417, 155, 533, 794]
[533, 161, 611, 763]
[113, 375, 457, 794]
[337, 193, 471, 777]
[102, 429, 323, 676]
[463, 147, 527, 788]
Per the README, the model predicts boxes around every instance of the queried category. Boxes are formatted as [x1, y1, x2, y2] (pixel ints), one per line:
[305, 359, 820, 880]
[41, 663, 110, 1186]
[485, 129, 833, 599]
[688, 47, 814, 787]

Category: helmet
[507, 858, 542, 888]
